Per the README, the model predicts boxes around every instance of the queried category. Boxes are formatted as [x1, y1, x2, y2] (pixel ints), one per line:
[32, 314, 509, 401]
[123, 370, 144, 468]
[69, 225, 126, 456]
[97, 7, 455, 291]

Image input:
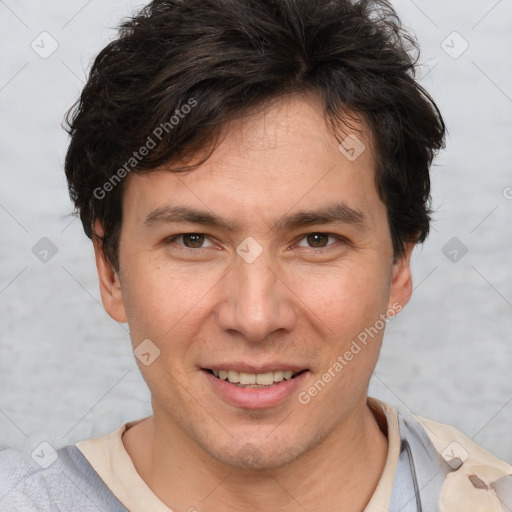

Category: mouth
[202, 366, 310, 409]
[203, 368, 308, 388]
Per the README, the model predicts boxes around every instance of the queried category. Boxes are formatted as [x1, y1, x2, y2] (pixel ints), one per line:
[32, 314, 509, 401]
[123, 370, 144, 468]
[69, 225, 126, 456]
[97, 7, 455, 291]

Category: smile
[202, 365, 309, 408]
[206, 369, 304, 387]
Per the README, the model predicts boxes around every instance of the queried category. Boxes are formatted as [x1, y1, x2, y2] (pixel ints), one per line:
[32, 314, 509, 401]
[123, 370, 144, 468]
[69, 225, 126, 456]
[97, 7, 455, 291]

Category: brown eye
[167, 233, 214, 249]
[305, 233, 330, 248]
[181, 234, 205, 248]
[294, 233, 344, 251]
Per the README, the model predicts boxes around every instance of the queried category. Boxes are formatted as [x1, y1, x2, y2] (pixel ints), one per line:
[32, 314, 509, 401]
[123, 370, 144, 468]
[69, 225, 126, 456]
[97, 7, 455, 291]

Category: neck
[123, 399, 388, 512]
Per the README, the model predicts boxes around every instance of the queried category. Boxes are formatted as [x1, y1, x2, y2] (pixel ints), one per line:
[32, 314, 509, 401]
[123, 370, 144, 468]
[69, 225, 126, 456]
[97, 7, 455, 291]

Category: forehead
[122, 93, 382, 230]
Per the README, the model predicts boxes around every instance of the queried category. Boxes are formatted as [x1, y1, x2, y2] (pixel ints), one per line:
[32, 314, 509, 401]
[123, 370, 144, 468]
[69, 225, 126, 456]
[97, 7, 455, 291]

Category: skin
[93, 92, 415, 512]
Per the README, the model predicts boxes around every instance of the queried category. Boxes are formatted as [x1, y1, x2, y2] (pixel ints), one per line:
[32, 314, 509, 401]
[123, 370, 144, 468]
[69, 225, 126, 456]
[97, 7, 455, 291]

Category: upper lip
[201, 363, 308, 373]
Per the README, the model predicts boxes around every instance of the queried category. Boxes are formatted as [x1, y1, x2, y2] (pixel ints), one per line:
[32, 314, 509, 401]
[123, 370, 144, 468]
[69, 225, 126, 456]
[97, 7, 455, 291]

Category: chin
[217, 443, 299, 471]
[204, 429, 322, 471]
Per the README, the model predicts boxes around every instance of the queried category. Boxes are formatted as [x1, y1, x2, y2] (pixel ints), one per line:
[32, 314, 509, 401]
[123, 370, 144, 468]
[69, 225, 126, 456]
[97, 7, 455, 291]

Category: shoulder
[399, 410, 512, 511]
[414, 414, 511, 472]
[0, 446, 64, 511]
[0, 445, 127, 512]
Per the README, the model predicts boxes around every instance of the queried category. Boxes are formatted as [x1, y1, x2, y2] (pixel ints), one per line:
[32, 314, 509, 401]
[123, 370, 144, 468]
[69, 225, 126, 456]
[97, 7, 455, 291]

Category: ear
[388, 242, 415, 311]
[92, 220, 127, 323]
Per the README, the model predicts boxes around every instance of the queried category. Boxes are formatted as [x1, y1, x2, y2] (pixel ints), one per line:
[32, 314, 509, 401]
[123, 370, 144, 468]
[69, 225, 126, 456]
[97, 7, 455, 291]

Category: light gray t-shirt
[1, 411, 511, 511]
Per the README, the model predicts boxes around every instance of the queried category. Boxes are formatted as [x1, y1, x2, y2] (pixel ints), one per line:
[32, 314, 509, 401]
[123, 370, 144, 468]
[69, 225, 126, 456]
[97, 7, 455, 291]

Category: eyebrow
[273, 202, 366, 231]
[143, 202, 366, 232]
[143, 205, 240, 231]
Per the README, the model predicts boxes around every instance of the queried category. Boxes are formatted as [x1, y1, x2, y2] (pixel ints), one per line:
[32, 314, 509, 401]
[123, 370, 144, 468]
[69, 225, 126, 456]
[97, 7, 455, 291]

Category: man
[1, 0, 511, 510]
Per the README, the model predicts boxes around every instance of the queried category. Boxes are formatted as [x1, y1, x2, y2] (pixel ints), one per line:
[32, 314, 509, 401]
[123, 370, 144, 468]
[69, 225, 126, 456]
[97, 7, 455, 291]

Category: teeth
[239, 372, 256, 385]
[273, 370, 284, 382]
[212, 369, 299, 385]
[256, 372, 274, 385]
[227, 370, 240, 383]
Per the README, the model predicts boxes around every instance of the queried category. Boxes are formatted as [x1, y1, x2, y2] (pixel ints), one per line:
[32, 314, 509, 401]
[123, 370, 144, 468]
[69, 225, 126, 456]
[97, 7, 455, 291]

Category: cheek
[121, 265, 205, 403]
[294, 267, 390, 411]
[120, 259, 204, 344]
[291, 259, 392, 338]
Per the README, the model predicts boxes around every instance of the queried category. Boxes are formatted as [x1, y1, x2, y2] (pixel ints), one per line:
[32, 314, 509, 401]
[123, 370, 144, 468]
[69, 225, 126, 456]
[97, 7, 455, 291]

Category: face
[95, 93, 413, 470]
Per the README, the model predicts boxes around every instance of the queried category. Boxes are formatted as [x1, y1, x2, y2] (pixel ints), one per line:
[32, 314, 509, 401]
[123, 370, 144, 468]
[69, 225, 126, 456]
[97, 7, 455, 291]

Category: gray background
[1, 0, 511, 462]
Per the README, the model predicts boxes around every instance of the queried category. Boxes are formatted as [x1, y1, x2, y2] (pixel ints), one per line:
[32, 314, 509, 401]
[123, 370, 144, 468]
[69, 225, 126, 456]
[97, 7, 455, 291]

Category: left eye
[296, 233, 339, 248]
[168, 233, 215, 249]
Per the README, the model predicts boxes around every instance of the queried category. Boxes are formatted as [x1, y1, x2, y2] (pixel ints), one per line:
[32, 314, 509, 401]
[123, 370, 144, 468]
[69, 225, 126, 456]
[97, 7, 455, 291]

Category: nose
[215, 247, 297, 343]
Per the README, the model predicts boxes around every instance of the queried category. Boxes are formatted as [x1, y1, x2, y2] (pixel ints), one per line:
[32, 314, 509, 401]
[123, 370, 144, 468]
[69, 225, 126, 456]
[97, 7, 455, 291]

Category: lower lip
[202, 370, 309, 409]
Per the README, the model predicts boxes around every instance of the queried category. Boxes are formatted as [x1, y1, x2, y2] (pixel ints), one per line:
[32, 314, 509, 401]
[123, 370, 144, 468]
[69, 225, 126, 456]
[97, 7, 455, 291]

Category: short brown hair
[64, 0, 446, 270]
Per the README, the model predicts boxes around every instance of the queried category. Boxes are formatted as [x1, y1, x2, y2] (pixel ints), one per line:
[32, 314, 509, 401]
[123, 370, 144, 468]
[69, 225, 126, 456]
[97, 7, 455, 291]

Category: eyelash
[165, 233, 346, 251]
[166, 234, 216, 249]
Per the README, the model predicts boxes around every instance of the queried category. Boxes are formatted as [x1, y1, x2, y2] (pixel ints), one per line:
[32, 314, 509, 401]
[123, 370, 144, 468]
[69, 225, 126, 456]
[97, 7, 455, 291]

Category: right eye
[165, 233, 216, 249]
